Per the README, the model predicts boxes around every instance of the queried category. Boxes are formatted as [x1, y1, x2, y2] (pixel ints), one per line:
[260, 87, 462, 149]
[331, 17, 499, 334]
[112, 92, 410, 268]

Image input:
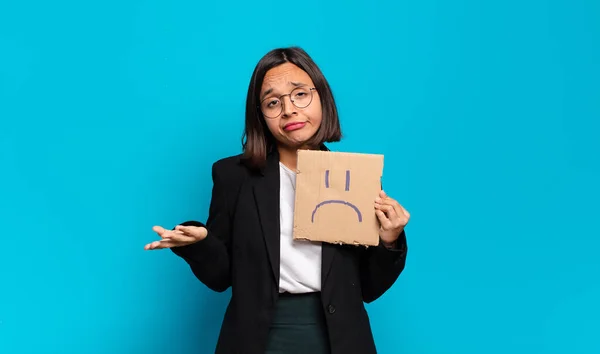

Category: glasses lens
[261, 97, 281, 118]
[291, 87, 313, 108]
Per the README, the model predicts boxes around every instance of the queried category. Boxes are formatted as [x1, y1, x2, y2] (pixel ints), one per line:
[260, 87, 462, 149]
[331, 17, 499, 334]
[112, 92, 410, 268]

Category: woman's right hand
[144, 225, 208, 250]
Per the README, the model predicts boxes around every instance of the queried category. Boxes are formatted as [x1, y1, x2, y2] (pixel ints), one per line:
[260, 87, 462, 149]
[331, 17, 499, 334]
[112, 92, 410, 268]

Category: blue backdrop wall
[1, 1, 598, 353]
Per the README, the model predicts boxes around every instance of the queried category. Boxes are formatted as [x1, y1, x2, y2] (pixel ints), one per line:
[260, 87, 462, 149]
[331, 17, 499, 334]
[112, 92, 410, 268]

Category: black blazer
[171, 146, 408, 354]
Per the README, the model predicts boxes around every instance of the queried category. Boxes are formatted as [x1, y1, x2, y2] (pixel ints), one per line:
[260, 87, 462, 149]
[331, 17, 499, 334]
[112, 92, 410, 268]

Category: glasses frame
[259, 87, 317, 119]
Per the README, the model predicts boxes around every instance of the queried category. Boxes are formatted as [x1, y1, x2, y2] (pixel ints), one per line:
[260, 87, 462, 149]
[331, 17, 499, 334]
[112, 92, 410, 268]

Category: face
[259, 62, 322, 149]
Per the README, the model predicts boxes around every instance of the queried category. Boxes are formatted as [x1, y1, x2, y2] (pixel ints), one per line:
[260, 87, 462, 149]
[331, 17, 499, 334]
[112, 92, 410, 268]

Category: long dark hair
[241, 47, 342, 170]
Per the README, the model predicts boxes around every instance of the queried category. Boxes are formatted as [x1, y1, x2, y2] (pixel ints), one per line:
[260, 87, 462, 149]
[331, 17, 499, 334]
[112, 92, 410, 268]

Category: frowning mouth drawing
[310, 169, 362, 223]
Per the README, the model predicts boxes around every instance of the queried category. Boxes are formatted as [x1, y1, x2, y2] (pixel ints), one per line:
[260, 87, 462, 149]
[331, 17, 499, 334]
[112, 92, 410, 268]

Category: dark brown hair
[241, 47, 342, 170]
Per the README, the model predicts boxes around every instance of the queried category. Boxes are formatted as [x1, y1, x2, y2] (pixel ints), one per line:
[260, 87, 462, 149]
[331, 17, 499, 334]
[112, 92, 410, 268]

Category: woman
[144, 47, 410, 354]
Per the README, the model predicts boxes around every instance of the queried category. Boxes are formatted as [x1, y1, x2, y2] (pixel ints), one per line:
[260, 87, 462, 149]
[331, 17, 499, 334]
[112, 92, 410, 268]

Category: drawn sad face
[310, 169, 363, 223]
[293, 150, 383, 246]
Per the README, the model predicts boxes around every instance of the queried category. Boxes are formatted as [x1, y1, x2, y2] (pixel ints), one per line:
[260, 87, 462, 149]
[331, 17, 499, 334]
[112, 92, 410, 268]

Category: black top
[171, 147, 408, 354]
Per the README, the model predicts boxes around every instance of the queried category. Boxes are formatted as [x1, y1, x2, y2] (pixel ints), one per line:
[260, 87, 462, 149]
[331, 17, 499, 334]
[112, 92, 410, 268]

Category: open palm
[144, 225, 207, 250]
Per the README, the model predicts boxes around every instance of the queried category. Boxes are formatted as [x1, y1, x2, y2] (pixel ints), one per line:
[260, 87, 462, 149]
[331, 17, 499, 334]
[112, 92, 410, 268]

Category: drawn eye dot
[324, 170, 351, 191]
[345, 170, 350, 191]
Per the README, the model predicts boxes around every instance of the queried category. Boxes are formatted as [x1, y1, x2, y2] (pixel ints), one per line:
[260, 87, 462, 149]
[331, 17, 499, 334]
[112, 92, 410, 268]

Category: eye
[266, 99, 280, 108]
[294, 90, 308, 98]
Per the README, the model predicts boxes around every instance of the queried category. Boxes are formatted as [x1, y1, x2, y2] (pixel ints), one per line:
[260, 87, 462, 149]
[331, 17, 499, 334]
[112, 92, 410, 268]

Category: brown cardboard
[293, 150, 384, 247]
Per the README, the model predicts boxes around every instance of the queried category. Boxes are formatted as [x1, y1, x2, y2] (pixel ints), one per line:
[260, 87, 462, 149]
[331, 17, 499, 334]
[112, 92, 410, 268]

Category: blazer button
[327, 304, 336, 314]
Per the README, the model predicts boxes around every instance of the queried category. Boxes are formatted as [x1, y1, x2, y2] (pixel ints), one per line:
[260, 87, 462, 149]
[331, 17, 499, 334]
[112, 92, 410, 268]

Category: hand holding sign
[294, 150, 407, 247]
[374, 190, 410, 246]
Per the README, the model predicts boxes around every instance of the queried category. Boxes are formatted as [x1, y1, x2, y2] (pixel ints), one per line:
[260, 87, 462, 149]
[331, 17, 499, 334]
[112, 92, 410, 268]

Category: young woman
[145, 47, 410, 354]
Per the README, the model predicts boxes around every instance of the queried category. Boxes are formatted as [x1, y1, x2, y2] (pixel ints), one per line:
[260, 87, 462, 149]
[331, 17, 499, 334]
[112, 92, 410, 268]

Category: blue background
[1, 0, 599, 353]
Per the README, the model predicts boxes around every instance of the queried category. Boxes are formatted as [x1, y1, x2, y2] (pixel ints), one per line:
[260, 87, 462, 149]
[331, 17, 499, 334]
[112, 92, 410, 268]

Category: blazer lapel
[253, 150, 281, 285]
[252, 144, 338, 288]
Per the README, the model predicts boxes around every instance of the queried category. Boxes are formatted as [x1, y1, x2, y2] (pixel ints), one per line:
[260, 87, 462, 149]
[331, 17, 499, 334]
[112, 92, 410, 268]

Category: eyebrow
[260, 81, 308, 100]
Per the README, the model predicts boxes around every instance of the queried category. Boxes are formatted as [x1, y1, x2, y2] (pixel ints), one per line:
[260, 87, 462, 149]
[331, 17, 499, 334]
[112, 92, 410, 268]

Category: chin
[288, 132, 313, 144]
[277, 128, 318, 148]
[277, 137, 306, 149]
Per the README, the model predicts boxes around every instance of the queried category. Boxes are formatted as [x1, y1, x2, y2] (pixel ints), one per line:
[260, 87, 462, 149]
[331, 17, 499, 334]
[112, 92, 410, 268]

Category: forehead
[261, 63, 314, 93]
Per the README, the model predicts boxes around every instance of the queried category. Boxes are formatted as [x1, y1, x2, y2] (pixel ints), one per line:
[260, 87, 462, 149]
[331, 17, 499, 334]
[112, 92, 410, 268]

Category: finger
[375, 210, 394, 230]
[377, 194, 408, 219]
[388, 201, 404, 219]
[376, 202, 409, 230]
[144, 239, 171, 250]
[175, 225, 195, 235]
[154, 227, 180, 242]
[153, 226, 184, 239]
[385, 199, 408, 219]
[176, 225, 207, 239]
[154, 228, 173, 240]
[385, 199, 409, 219]
[376, 210, 394, 230]
[398, 204, 410, 219]
[175, 225, 193, 234]
[151, 225, 192, 242]
[153, 226, 185, 237]
[378, 204, 406, 228]
[375, 203, 398, 219]
[152, 225, 167, 236]
[145, 239, 179, 250]
[164, 230, 196, 242]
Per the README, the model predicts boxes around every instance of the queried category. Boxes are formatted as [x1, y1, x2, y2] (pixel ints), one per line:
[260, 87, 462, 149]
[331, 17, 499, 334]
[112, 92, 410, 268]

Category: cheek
[264, 119, 280, 134]
[306, 105, 323, 127]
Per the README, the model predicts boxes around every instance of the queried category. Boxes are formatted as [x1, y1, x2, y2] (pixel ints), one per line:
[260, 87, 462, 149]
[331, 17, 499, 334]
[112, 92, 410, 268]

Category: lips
[283, 122, 306, 131]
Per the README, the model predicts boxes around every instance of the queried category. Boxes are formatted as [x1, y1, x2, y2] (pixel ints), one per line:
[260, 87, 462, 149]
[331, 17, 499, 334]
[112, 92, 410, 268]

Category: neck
[277, 143, 319, 170]
[278, 145, 299, 170]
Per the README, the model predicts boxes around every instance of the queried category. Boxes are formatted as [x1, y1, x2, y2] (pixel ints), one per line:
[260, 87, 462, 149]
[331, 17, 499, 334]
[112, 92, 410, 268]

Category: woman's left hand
[374, 190, 410, 247]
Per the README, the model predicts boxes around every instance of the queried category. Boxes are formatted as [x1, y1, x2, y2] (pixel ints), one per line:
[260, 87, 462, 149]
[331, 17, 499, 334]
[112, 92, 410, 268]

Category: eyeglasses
[259, 87, 316, 118]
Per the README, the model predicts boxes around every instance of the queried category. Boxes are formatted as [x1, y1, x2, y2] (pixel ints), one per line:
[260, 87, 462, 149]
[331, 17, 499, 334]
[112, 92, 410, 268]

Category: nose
[280, 95, 296, 118]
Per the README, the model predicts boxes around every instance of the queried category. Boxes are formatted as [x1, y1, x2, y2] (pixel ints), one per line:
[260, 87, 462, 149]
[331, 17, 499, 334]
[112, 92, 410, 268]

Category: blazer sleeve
[359, 230, 408, 303]
[170, 161, 232, 292]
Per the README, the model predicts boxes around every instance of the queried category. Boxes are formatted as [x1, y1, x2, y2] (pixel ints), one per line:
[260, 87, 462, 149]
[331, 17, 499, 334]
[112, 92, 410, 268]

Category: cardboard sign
[293, 150, 384, 247]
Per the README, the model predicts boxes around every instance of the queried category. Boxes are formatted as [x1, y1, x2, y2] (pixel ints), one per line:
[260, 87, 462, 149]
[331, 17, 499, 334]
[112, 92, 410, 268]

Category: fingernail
[375, 197, 382, 202]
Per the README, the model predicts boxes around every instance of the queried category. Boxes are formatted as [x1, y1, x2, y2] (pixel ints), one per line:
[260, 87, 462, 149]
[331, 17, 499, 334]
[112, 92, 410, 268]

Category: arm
[359, 231, 408, 303]
[170, 162, 232, 292]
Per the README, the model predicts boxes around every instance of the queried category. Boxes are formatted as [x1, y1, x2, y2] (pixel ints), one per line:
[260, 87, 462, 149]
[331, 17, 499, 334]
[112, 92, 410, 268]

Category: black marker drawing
[311, 169, 362, 222]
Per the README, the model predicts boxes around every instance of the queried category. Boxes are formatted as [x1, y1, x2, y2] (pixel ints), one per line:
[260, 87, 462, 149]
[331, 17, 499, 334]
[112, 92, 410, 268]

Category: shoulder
[210, 153, 251, 186]
[212, 153, 244, 172]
